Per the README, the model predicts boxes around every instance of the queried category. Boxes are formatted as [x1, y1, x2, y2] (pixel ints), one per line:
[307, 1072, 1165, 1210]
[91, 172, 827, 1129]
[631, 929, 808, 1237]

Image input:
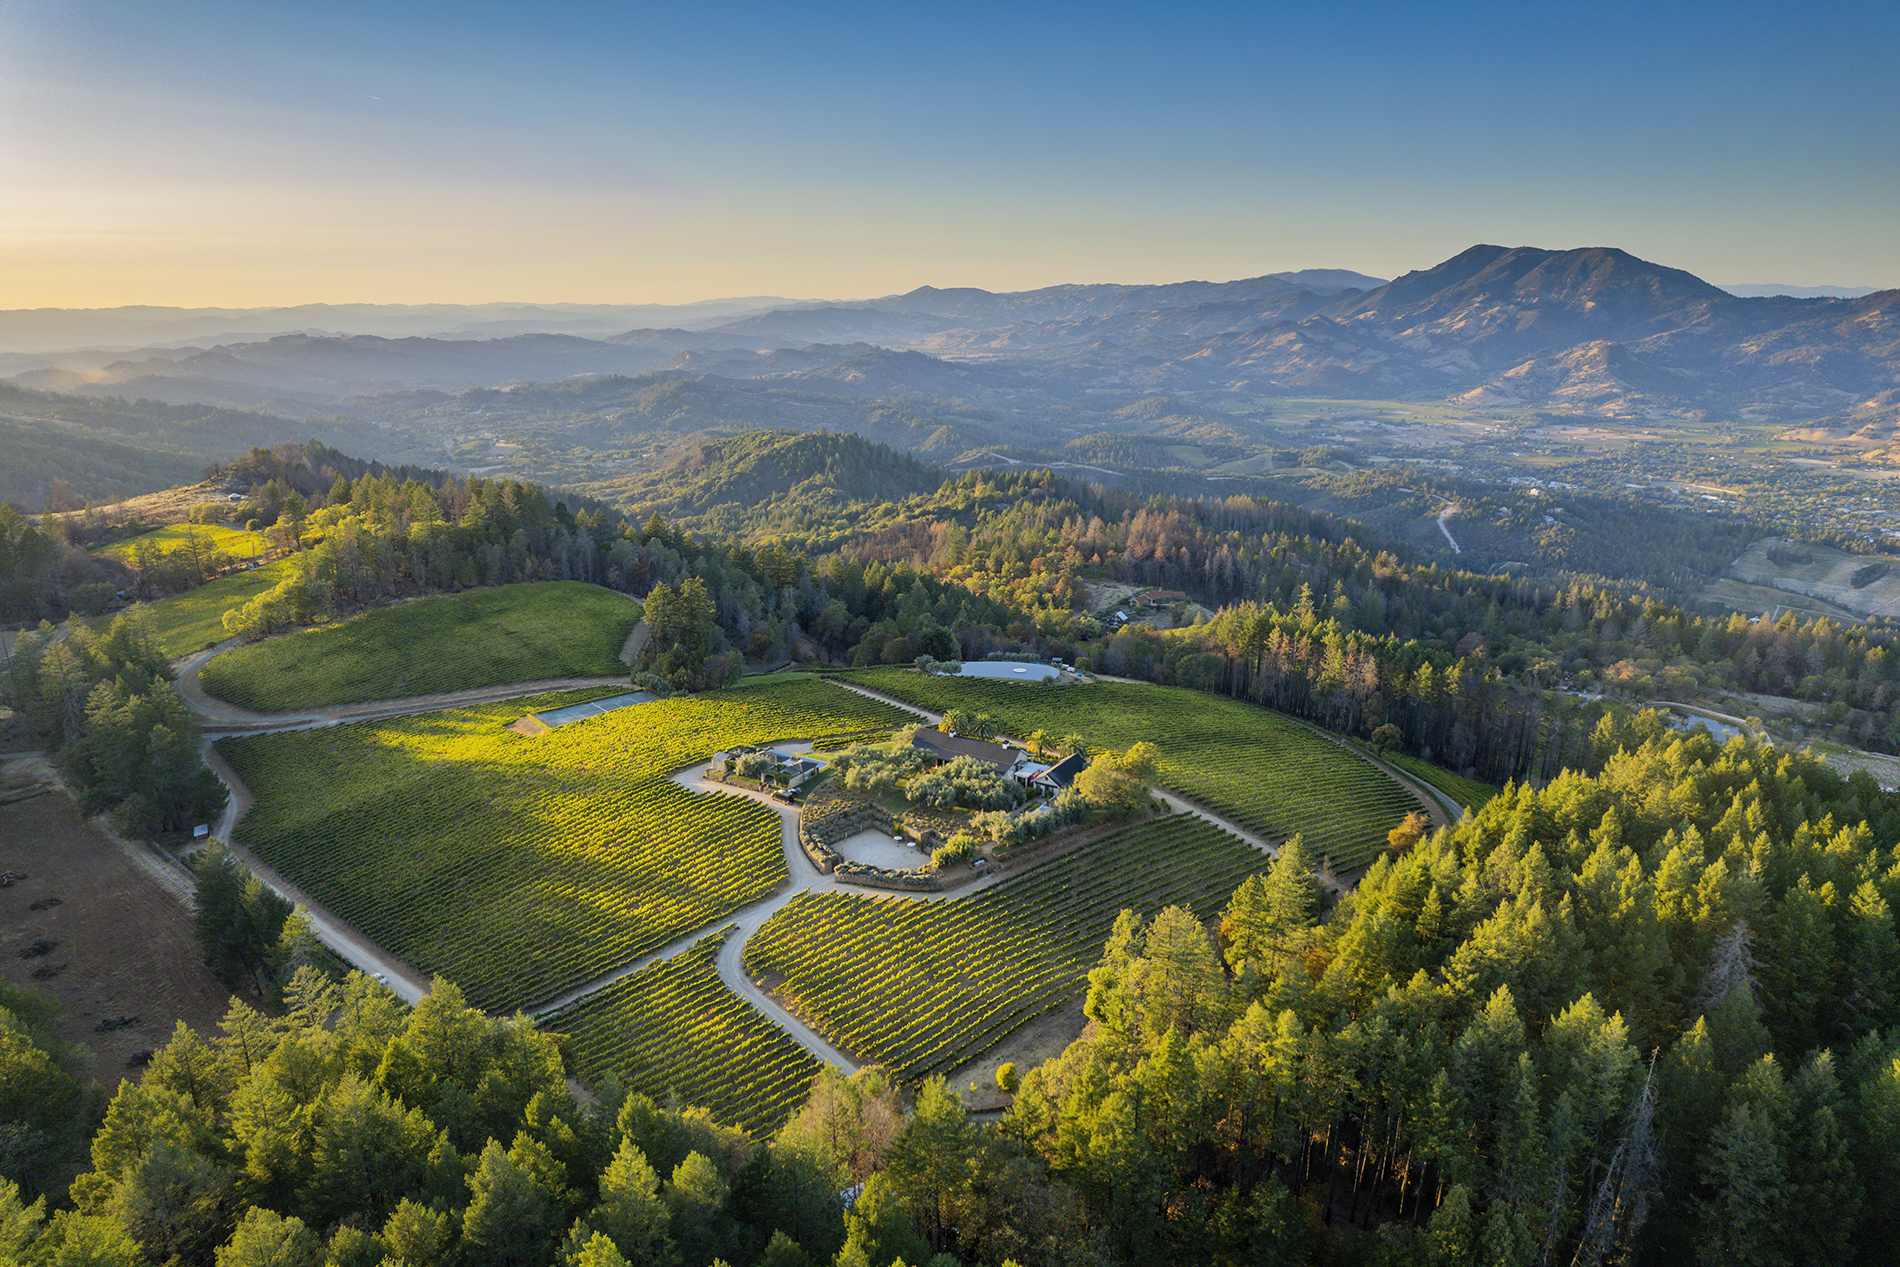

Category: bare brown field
[948, 1006, 1088, 1111]
[1522, 423, 1662, 449]
[0, 773, 233, 1085]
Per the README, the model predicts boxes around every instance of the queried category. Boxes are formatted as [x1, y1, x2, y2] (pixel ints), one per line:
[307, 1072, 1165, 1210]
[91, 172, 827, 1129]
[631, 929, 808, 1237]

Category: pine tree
[662, 1152, 731, 1267]
[590, 1140, 674, 1267]
[462, 1139, 562, 1267]
[1783, 1052, 1860, 1264]
[1478, 1201, 1534, 1267]
[214, 1208, 320, 1267]
[1427, 1184, 1476, 1264]
[382, 1198, 454, 1267]
[1695, 1081, 1792, 1267]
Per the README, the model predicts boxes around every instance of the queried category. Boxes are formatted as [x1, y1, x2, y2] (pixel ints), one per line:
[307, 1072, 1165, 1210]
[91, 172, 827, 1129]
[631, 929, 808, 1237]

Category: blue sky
[1, 0, 1894, 305]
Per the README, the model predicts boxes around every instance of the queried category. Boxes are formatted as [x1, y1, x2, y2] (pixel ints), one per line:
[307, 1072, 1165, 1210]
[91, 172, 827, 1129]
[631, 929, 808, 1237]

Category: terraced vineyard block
[544, 933, 819, 1138]
[112, 558, 302, 658]
[218, 679, 911, 1011]
[745, 816, 1268, 1080]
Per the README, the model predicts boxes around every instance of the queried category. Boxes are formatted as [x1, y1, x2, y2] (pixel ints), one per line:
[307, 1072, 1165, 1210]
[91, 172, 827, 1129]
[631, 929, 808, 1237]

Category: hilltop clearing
[197, 582, 638, 712]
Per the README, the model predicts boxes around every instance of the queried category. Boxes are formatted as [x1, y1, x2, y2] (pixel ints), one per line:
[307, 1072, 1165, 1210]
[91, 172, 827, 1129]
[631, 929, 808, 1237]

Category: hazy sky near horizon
[2, 0, 1895, 307]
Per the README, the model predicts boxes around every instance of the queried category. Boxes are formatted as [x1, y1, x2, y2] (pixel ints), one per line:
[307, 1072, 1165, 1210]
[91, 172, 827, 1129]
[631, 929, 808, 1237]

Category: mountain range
[4, 247, 1896, 433]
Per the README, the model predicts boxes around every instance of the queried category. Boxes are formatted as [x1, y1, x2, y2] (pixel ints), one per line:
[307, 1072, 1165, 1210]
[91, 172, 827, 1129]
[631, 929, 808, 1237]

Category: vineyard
[200, 581, 637, 711]
[545, 932, 820, 1138]
[744, 816, 1269, 1080]
[844, 669, 1422, 872]
[217, 678, 911, 1011]
[1373, 749, 1498, 813]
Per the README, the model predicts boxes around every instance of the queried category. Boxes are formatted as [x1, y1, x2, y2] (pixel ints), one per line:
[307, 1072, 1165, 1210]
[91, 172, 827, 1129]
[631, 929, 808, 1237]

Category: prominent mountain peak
[1322, 245, 1735, 367]
[1345, 244, 1726, 314]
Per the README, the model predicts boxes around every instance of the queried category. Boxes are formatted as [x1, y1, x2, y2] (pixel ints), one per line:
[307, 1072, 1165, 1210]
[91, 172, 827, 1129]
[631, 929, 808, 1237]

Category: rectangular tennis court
[533, 691, 657, 728]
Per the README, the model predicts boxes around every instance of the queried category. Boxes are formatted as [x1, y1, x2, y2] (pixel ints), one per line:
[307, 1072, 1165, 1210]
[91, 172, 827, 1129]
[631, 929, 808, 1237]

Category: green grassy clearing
[99, 521, 270, 563]
[121, 558, 303, 659]
[216, 678, 912, 1012]
[745, 816, 1267, 1080]
[545, 932, 820, 1138]
[200, 582, 638, 711]
[843, 669, 1422, 872]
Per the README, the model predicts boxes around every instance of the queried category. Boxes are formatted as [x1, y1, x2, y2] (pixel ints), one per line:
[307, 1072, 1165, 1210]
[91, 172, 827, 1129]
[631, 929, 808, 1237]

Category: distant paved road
[1435, 503, 1463, 553]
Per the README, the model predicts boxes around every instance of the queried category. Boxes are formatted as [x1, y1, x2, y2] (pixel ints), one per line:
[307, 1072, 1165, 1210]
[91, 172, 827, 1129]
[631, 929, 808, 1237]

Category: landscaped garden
[842, 668, 1423, 872]
[744, 815, 1270, 1080]
[199, 581, 640, 711]
[543, 932, 821, 1137]
[216, 678, 912, 1011]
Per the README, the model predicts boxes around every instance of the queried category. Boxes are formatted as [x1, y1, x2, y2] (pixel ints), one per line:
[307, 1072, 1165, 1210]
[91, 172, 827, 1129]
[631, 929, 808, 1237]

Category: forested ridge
[818, 467, 1900, 773]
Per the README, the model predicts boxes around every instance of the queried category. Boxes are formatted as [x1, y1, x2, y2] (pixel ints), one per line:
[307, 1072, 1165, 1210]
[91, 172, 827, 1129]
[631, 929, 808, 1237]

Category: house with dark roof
[1012, 751, 1088, 797]
[909, 730, 1027, 776]
[1037, 751, 1089, 793]
[764, 747, 826, 786]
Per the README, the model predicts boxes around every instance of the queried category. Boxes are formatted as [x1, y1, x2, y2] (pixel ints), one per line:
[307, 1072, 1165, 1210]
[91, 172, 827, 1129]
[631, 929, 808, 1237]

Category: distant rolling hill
[618, 430, 946, 534]
[7, 246, 1898, 442]
[1721, 283, 1884, 299]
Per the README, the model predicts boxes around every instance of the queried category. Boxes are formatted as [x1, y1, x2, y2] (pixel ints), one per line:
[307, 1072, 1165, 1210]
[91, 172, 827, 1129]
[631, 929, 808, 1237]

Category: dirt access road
[533, 748, 1015, 1071]
[543, 673, 1437, 1068]
[1435, 503, 1463, 554]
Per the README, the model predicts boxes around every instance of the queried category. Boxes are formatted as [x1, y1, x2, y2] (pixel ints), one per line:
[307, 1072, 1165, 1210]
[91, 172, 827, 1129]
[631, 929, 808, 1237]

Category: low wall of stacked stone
[797, 799, 944, 888]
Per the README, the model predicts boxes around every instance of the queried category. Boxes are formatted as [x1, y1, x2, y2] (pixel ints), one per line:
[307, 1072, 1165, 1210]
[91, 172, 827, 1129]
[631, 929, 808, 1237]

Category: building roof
[910, 730, 1021, 773]
[1036, 751, 1090, 789]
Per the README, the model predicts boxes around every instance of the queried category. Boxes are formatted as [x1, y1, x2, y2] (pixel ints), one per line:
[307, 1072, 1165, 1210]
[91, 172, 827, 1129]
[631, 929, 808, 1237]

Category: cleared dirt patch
[0, 778, 234, 1085]
[44, 478, 236, 532]
[948, 1005, 1088, 1111]
[1810, 744, 1900, 791]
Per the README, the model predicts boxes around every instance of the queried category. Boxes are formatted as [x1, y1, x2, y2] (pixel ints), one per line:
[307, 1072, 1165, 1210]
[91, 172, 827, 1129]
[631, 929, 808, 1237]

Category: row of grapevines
[843, 669, 1421, 872]
[543, 932, 820, 1138]
[219, 679, 912, 1012]
[1372, 748, 1499, 813]
[744, 816, 1268, 1081]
